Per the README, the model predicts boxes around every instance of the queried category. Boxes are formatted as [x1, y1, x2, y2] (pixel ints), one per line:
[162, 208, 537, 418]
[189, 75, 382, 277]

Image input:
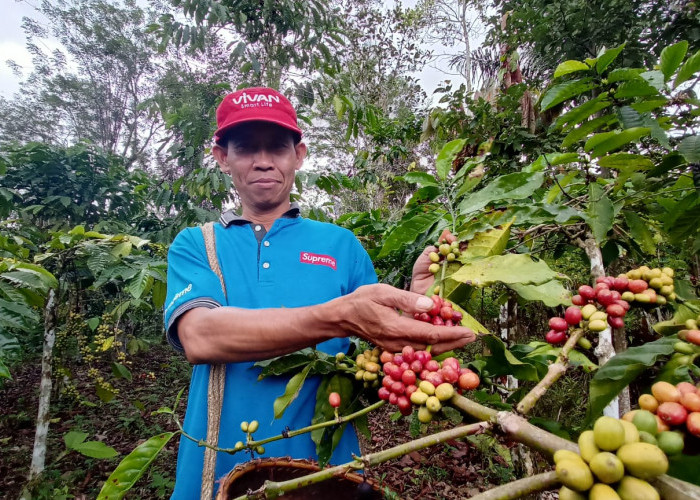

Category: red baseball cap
[214, 87, 302, 143]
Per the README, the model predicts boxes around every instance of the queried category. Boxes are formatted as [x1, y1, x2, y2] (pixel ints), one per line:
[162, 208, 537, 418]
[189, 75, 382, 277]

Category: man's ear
[212, 144, 229, 174]
[294, 142, 307, 171]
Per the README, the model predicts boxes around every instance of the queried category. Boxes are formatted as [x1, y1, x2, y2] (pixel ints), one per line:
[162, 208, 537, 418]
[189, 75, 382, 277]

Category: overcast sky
[0, 0, 467, 100]
[0, 0, 42, 98]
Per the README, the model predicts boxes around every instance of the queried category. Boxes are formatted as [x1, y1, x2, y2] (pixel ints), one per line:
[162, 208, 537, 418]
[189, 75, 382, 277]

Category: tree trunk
[580, 235, 629, 417]
[27, 288, 58, 484]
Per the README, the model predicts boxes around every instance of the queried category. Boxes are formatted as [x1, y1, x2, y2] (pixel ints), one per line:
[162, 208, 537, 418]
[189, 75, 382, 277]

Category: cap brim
[214, 118, 302, 142]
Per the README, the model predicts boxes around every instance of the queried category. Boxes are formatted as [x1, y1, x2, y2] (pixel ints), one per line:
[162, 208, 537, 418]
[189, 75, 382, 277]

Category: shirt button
[262, 262, 270, 269]
[263, 241, 270, 247]
[254, 225, 262, 231]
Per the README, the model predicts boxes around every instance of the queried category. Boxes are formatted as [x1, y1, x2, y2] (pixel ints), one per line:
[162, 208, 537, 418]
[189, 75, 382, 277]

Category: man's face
[214, 122, 306, 215]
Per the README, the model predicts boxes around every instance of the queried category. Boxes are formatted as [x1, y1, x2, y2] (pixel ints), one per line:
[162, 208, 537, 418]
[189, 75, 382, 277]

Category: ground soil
[0, 343, 554, 499]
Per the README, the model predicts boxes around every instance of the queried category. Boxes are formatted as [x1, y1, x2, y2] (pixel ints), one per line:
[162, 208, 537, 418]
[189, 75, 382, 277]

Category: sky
[0, 0, 43, 98]
[0, 0, 470, 100]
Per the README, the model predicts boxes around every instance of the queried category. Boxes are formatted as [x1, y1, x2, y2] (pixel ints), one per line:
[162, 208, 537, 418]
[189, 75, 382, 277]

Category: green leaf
[540, 78, 596, 111]
[87, 317, 100, 331]
[73, 440, 118, 459]
[97, 432, 177, 500]
[586, 336, 677, 422]
[596, 43, 626, 73]
[524, 342, 597, 372]
[551, 93, 611, 131]
[311, 374, 353, 467]
[509, 280, 572, 307]
[111, 241, 132, 258]
[461, 219, 514, 260]
[401, 172, 438, 187]
[64, 431, 88, 449]
[584, 128, 650, 158]
[673, 49, 700, 88]
[623, 211, 656, 254]
[96, 384, 116, 403]
[668, 453, 700, 486]
[435, 139, 466, 180]
[128, 269, 153, 299]
[451, 254, 562, 288]
[561, 114, 617, 148]
[458, 172, 545, 216]
[654, 303, 700, 335]
[660, 41, 688, 80]
[640, 70, 665, 91]
[553, 60, 590, 79]
[151, 280, 166, 309]
[0, 359, 10, 379]
[597, 153, 654, 171]
[607, 68, 644, 83]
[377, 211, 444, 258]
[617, 106, 644, 129]
[273, 364, 313, 419]
[255, 349, 319, 378]
[678, 135, 700, 163]
[615, 79, 659, 98]
[111, 362, 132, 382]
[586, 184, 614, 244]
[479, 335, 543, 382]
[526, 153, 580, 172]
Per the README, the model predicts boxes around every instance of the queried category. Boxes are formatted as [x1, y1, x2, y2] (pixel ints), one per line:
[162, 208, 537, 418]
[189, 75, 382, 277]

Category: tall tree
[1, 0, 166, 168]
[487, 0, 700, 82]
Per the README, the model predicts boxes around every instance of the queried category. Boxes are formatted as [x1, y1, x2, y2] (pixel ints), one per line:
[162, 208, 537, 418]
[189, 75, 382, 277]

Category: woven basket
[215, 457, 389, 499]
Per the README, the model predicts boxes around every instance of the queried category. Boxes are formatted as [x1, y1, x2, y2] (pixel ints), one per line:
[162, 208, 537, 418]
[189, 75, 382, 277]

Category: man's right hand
[327, 283, 476, 354]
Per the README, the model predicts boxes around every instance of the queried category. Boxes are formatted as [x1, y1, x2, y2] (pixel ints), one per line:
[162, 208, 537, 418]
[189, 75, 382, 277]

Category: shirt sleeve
[163, 227, 227, 352]
[347, 235, 378, 292]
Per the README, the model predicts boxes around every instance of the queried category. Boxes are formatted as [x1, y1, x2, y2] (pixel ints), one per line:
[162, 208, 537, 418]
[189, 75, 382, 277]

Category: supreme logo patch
[300, 252, 337, 270]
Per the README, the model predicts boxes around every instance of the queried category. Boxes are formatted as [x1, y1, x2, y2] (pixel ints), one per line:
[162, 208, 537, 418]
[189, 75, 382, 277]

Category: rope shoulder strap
[200, 222, 227, 500]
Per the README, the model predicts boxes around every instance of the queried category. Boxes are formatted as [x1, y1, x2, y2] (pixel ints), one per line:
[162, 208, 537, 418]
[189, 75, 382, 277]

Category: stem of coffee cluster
[516, 327, 585, 415]
[174, 400, 386, 455]
[234, 421, 490, 500]
[467, 471, 559, 500]
[247, 400, 386, 449]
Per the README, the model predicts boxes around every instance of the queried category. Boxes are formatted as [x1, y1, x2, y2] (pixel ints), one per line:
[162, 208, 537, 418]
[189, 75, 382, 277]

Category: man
[164, 87, 475, 498]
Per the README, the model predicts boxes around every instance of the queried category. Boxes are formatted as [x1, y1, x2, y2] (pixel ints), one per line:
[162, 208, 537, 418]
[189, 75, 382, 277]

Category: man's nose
[252, 148, 273, 168]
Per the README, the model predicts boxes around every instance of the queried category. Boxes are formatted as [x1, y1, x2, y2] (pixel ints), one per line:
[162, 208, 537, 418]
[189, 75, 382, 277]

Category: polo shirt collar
[219, 202, 301, 227]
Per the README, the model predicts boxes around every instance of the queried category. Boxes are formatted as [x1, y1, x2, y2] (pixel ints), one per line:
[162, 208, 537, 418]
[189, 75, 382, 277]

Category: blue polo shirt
[164, 208, 377, 498]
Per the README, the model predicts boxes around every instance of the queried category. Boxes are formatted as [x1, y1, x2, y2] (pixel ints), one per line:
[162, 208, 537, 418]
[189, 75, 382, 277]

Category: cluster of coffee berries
[354, 347, 381, 388]
[625, 381, 700, 446]
[547, 276, 640, 345]
[428, 240, 462, 275]
[413, 295, 463, 327]
[677, 315, 700, 350]
[555, 415, 667, 499]
[545, 306, 584, 344]
[623, 266, 676, 304]
[377, 347, 479, 422]
[235, 420, 265, 455]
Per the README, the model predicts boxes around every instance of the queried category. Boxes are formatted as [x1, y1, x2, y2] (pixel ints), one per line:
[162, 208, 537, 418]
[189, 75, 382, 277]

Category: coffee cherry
[579, 285, 595, 300]
[546, 329, 567, 345]
[549, 317, 569, 332]
[328, 392, 341, 408]
[572, 294, 585, 306]
[565, 306, 583, 325]
[458, 371, 480, 390]
[248, 420, 259, 433]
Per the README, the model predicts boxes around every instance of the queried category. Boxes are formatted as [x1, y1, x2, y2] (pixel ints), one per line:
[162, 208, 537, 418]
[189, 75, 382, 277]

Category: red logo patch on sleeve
[300, 252, 337, 270]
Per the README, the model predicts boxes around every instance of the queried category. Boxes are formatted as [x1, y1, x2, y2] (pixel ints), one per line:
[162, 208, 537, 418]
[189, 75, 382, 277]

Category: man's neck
[241, 204, 291, 230]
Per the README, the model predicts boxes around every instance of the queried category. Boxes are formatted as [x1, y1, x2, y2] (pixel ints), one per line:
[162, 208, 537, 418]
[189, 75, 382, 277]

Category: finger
[373, 285, 436, 314]
[438, 228, 457, 244]
[392, 316, 475, 345]
[430, 332, 477, 354]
